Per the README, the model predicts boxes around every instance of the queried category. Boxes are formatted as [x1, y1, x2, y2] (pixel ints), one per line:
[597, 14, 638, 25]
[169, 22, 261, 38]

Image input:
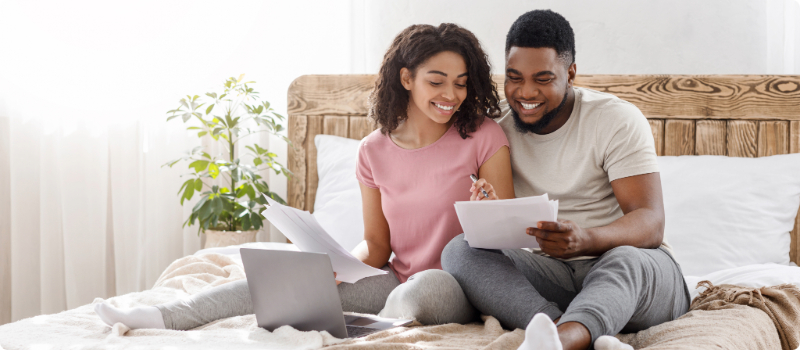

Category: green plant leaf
[208, 163, 219, 179]
[181, 182, 195, 205]
[246, 184, 256, 200]
[210, 196, 223, 216]
[198, 131, 207, 137]
[251, 212, 263, 230]
[194, 178, 203, 191]
[181, 112, 192, 122]
[206, 104, 214, 115]
[253, 158, 263, 166]
[188, 160, 209, 173]
[167, 114, 180, 122]
[198, 199, 213, 219]
[192, 195, 208, 212]
[177, 178, 193, 195]
[241, 213, 251, 231]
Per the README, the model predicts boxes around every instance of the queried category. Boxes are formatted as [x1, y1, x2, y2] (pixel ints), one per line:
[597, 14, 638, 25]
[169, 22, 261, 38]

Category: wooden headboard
[287, 74, 800, 264]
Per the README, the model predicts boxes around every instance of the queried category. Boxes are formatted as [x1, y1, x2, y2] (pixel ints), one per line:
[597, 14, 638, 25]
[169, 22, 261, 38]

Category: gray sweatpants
[441, 234, 690, 344]
[155, 266, 477, 330]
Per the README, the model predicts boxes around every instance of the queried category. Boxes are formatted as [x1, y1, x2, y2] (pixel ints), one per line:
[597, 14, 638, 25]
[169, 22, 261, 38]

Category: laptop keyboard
[346, 325, 380, 338]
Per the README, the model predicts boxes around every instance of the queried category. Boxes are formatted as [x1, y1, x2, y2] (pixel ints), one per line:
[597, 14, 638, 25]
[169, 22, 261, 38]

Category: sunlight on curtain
[0, 0, 355, 324]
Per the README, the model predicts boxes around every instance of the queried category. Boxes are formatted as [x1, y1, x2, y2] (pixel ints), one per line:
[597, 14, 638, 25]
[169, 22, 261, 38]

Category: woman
[95, 23, 514, 331]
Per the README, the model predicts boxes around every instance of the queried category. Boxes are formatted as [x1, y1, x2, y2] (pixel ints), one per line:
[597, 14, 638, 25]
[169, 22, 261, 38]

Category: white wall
[352, 0, 800, 75]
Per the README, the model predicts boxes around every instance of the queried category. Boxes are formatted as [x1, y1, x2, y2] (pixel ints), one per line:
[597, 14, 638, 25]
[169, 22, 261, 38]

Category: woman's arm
[350, 183, 392, 269]
[470, 146, 515, 200]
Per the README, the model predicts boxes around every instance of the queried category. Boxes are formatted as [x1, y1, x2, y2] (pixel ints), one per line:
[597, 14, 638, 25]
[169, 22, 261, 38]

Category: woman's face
[401, 51, 468, 125]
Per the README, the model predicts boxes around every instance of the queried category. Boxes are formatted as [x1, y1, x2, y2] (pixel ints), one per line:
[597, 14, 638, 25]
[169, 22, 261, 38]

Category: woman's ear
[400, 67, 413, 91]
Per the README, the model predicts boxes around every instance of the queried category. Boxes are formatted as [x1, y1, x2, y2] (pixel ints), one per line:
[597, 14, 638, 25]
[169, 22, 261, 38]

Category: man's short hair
[505, 9, 576, 67]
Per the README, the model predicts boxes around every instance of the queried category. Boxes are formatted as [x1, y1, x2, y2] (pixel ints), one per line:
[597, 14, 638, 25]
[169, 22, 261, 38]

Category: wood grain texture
[305, 116, 324, 212]
[664, 120, 695, 156]
[695, 120, 727, 155]
[323, 116, 349, 138]
[727, 120, 758, 157]
[793, 121, 800, 265]
[793, 213, 800, 265]
[575, 75, 800, 120]
[757, 121, 789, 157]
[287, 115, 307, 211]
[349, 116, 376, 140]
[648, 119, 665, 156]
[288, 75, 376, 116]
[288, 75, 800, 120]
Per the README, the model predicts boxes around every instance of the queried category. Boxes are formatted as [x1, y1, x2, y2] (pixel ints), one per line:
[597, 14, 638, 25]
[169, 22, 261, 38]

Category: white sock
[94, 302, 166, 330]
[517, 313, 563, 350]
[594, 335, 634, 350]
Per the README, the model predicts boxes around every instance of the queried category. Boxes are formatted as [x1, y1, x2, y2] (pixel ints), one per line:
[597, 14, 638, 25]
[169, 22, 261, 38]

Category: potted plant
[165, 74, 291, 248]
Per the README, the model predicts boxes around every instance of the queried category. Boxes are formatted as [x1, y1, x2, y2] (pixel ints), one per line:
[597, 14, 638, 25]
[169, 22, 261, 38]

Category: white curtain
[0, 0, 358, 324]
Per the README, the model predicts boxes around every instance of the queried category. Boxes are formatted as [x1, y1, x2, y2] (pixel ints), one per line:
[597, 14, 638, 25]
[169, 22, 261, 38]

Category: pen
[469, 174, 490, 199]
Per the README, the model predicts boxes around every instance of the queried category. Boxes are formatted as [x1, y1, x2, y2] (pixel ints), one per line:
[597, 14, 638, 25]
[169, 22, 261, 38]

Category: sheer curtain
[0, 0, 358, 324]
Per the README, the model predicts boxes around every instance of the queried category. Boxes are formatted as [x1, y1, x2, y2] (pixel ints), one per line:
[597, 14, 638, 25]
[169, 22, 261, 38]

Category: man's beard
[512, 87, 569, 134]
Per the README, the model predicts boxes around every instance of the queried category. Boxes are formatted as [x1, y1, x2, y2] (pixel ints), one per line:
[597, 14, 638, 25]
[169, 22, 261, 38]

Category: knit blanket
[617, 281, 800, 350]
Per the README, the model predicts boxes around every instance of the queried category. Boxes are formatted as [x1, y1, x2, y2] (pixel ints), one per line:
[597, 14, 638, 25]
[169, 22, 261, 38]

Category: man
[441, 10, 690, 350]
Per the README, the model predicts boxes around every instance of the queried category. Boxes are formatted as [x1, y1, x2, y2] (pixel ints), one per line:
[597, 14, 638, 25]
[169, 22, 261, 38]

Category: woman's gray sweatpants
[441, 234, 691, 344]
[155, 266, 477, 330]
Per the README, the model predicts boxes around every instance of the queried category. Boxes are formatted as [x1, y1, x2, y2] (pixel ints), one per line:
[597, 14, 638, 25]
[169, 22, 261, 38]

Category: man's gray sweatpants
[155, 266, 477, 330]
[441, 234, 690, 344]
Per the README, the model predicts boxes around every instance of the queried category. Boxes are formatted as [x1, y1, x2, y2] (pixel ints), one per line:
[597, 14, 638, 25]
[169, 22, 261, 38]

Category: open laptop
[240, 248, 413, 338]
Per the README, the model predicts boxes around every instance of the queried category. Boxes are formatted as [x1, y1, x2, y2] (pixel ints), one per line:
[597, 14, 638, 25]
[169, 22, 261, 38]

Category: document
[262, 197, 387, 283]
[454, 194, 559, 249]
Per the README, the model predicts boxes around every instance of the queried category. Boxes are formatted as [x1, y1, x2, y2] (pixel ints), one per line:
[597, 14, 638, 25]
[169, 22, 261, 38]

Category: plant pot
[204, 229, 258, 249]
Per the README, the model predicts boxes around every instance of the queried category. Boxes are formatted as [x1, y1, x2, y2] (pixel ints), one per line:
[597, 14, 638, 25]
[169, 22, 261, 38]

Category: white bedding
[2, 242, 799, 350]
[0, 248, 342, 350]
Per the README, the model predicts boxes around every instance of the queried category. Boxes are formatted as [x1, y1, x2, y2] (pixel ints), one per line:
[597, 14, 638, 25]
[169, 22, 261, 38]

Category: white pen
[469, 174, 490, 199]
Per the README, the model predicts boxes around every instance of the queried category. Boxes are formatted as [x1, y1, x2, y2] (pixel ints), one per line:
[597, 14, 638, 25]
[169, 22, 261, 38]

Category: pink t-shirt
[356, 117, 509, 282]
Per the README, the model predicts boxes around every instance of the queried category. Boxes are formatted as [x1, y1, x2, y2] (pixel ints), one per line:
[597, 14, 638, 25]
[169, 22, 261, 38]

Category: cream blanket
[0, 253, 522, 350]
[3, 252, 790, 350]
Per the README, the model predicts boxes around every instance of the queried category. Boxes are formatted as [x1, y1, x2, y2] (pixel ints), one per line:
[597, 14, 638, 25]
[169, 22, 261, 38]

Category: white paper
[262, 198, 387, 283]
[454, 194, 559, 249]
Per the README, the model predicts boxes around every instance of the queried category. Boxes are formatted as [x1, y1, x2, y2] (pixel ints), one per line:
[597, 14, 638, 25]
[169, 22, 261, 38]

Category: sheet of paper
[454, 194, 559, 249]
[262, 198, 387, 283]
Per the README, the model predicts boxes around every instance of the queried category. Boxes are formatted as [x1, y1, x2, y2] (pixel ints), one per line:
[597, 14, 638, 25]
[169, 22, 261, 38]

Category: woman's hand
[334, 272, 342, 285]
[470, 178, 499, 201]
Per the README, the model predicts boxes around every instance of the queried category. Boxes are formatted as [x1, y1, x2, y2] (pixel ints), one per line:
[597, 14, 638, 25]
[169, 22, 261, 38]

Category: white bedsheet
[2, 242, 798, 350]
[0, 248, 342, 350]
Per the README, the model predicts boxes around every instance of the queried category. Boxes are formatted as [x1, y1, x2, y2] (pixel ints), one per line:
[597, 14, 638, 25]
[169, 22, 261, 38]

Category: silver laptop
[240, 248, 413, 338]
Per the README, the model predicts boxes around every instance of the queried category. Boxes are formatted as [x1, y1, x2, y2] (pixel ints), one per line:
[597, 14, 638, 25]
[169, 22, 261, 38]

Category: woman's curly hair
[368, 23, 501, 139]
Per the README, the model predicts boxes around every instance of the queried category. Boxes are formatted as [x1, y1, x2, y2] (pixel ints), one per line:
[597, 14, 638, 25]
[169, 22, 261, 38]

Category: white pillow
[684, 263, 800, 301]
[312, 134, 364, 251]
[659, 154, 800, 276]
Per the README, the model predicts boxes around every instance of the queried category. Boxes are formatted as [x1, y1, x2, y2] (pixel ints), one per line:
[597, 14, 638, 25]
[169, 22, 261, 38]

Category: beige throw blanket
[618, 281, 800, 350]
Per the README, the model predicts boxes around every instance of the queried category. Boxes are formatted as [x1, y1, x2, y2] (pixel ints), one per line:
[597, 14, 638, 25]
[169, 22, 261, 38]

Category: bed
[1, 74, 800, 350]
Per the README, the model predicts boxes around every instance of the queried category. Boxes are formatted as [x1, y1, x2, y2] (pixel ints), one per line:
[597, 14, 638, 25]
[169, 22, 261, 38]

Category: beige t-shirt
[498, 87, 668, 259]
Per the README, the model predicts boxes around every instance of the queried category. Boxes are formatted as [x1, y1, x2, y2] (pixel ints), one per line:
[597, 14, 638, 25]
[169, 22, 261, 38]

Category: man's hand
[527, 220, 593, 259]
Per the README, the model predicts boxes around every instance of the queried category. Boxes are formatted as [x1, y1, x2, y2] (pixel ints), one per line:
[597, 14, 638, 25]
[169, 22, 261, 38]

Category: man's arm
[528, 172, 665, 259]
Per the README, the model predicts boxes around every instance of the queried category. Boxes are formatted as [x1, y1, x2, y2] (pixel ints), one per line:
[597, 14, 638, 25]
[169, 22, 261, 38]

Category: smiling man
[442, 10, 691, 350]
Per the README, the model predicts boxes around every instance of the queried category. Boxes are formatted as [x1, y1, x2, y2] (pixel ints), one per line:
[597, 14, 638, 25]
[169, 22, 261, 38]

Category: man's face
[504, 47, 575, 133]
